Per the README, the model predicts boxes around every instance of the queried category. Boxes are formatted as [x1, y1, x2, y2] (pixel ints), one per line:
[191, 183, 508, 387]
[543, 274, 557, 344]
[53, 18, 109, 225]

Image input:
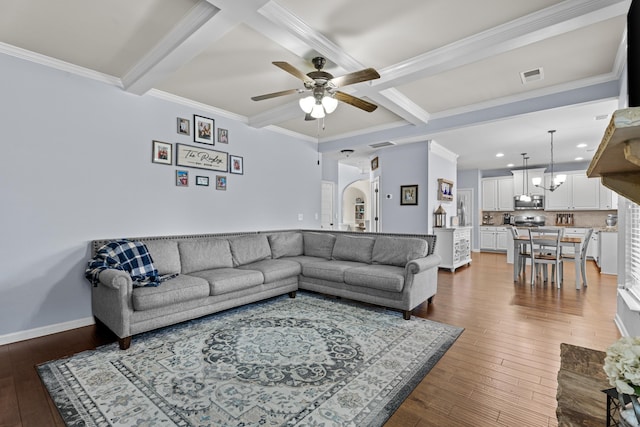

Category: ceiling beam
[122, 0, 271, 95]
[373, 0, 631, 90]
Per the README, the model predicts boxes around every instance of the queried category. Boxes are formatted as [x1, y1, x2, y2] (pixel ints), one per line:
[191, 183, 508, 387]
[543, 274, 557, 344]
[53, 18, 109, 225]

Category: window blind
[627, 201, 640, 300]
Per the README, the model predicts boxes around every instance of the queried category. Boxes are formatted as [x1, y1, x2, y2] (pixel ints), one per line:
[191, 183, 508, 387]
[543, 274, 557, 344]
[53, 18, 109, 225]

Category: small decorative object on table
[604, 336, 640, 426]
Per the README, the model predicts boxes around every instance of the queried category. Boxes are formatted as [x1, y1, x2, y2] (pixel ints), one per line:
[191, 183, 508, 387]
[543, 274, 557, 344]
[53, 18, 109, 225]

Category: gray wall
[0, 53, 321, 338]
[378, 142, 430, 233]
[458, 169, 482, 250]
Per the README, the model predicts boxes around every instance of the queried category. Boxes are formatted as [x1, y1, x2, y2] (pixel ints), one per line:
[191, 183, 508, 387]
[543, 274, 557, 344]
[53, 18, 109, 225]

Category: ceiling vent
[520, 67, 544, 84]
[369, 141, 396, 149]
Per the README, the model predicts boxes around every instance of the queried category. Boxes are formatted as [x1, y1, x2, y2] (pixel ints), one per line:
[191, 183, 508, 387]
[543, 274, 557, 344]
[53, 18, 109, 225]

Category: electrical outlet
[314, 213, 318, 220]
[298, 213, 303, 221]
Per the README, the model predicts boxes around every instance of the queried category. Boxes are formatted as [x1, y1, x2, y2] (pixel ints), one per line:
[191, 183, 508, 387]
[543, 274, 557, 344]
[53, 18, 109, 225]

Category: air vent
[520, 67, 544, 84]
[369, 141, 396, 149]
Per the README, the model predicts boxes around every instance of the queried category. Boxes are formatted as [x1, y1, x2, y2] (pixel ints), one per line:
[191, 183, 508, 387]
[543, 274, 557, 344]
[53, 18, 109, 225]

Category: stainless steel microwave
[513, 194, 544, 210]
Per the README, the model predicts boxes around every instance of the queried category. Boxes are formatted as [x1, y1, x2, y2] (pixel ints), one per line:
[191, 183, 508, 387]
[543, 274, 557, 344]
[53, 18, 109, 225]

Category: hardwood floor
[0, 252, 620, 427]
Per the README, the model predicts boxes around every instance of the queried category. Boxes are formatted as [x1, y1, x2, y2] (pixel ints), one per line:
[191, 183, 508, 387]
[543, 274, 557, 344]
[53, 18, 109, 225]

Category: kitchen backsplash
[481, 210, 617, 228]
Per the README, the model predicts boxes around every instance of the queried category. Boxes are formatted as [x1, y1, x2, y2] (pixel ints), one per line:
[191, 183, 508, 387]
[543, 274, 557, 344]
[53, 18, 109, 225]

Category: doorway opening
[341, 179, 371, 232]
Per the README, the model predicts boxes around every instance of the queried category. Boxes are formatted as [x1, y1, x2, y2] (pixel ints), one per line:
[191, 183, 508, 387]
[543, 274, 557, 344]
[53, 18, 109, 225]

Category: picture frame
[176, 143, 228, 172]
[195, 176, 209, 186]
[177, 117, 190, 136]
[176, 170, 189, 187]
[371, 156, 379, 171]
[400, 185, 418, 205]
[230, 155, 243, 175]
[152, 140, 172, 165]
[217, 128, 229, 144]
[437, 178, 454, 201]
[193, 114, 214, 145]
[216, 175, 227, 191]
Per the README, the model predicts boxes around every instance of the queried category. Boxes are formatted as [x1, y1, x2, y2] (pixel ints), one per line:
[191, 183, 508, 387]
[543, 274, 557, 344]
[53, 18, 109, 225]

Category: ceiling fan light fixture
[321, 95, 338, 114]
[299, 96, 315, 114]
[531, 177, 542, 186]
[310, 103, 325, 119]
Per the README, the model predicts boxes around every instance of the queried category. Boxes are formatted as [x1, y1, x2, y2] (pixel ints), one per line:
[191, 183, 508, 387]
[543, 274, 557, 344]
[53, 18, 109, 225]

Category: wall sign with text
[176, 143, 228, 172]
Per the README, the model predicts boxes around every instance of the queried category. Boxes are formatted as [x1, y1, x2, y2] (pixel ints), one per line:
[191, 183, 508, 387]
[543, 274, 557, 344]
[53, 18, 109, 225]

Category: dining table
[513, 234, 585, 289]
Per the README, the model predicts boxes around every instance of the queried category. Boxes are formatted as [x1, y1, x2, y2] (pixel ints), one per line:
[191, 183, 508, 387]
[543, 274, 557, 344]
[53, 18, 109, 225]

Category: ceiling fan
[251, 57, 380, 120]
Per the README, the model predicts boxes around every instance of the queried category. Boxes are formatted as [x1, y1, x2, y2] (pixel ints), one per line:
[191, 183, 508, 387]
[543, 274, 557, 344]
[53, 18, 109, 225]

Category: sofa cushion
[132, 274, 210, 311]
[238, 259, 301, 283]
[268, 232, 304, 259]
[283, 255, 331, 267]
[303, 232, 336, 259]
[372, 236, 428, 267]
[142, 240, 181, 275]
[178, 239, 233, 274]
[344, 265, 405, 293]
[190, 268, 264, 296]
[332, 235, 375, 264]
[302, 260, 365, 283]
[228, 235, 272, 267]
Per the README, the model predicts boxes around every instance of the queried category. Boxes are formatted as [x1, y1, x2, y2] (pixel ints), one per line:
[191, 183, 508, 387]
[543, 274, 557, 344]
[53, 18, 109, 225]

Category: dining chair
[560, 228, 593, 288]
[510, 226, 528, 281]
[527, 228, 564, 287]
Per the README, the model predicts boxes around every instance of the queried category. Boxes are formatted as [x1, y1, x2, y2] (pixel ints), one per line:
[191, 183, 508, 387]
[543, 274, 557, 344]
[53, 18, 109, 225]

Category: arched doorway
[342, 180, 371, 231]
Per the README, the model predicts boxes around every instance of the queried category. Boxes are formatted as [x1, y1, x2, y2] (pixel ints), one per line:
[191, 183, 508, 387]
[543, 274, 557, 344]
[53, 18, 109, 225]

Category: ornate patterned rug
[38, 293, 463, 426]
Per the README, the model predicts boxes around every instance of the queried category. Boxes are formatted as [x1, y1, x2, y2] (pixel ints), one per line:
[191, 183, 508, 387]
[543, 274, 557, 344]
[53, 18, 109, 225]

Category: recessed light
[496, 153, 504, 158]
[577, 143, 587, 148]
[575, 157, 584, 161]
[507, 163, 515, 167]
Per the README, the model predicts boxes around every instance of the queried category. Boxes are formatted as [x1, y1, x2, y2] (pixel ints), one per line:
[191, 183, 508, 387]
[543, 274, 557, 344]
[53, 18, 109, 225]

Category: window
[627, 200, 640, 300]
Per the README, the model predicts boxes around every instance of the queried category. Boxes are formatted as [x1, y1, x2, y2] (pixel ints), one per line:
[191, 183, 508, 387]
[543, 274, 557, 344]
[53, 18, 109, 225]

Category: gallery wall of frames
[151, 114, 244, 191]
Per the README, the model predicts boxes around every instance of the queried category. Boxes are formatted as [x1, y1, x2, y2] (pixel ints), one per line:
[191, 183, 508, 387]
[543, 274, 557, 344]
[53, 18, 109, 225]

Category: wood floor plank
[1, 252, 620, 426]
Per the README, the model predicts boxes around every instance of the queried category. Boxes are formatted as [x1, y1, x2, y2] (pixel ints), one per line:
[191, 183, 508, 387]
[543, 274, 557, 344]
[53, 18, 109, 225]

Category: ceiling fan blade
[251, 88, 300, 101]
[304, 113, 316, 121]
[330, 68, 380, 88]
[273, 61, 315, 85]
[335, 91, 378, 112]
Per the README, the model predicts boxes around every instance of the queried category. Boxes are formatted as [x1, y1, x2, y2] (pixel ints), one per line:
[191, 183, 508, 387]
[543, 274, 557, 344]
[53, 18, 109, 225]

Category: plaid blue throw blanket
[85, 239, 160, 287]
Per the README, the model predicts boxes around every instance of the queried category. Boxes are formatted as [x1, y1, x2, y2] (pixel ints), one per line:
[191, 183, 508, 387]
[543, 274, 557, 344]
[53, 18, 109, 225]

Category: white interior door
[321, 181, 335, 229]
[372, 177, 380, 232]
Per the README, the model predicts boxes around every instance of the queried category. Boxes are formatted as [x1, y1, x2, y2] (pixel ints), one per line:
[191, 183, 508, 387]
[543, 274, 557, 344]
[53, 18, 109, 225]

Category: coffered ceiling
[0, 0, 631, 170]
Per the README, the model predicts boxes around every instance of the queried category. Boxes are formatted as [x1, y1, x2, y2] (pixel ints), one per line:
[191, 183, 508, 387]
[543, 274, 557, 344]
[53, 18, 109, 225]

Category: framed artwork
[177, 117, 190, 135]
[230, 155, 243, 174]
[217, 128, 229, 144]
[196, 176, 209, 186]
[400, 185, 418, 205]
[193, 114, 214, 145]
[176, 143, 228, 172]
[176, 170, 189, 187]
[216, 175, 227, 191]
[438, 178, 454, 201]
[371, 156, 379, 170]
[151, 140, 172, 165]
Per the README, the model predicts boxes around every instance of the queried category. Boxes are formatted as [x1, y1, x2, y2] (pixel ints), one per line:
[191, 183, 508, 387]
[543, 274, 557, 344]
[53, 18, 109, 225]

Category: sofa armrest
[406, 254, 441, 274]
[98, 269, 132, 290]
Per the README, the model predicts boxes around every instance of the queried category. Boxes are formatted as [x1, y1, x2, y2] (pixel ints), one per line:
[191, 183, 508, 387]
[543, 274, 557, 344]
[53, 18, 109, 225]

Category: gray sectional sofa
[90, 230, 440, 349]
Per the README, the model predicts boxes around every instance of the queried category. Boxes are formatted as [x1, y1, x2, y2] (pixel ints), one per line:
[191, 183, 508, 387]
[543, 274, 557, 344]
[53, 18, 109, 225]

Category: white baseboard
[0, 317, 95, 346]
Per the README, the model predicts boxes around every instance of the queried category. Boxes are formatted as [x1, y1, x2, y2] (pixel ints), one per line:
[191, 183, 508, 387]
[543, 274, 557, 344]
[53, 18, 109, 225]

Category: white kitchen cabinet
[512, 168, 545, 196]
[598, 231, 618, 275]
[480, 226, 508, 251]
[481, 177, 513, 211]
[544, 171, 600, 210]
[599, 182, 619, 210]
[433, 227, 472, 272]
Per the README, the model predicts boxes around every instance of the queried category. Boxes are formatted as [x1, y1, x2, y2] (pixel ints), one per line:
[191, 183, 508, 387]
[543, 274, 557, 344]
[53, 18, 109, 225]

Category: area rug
[38, 292, 463, 427]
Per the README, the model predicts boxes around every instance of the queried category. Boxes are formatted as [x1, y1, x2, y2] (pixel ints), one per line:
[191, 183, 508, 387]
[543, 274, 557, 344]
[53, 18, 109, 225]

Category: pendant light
[517, 153, 532, 202]
[532, 130, 567, 191]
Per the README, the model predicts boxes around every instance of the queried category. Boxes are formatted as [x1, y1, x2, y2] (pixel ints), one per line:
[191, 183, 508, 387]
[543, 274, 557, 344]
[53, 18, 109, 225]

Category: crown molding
[148, 89, 247, 122]
[429, 141, 459, 163]
[0, 42, 122, 87]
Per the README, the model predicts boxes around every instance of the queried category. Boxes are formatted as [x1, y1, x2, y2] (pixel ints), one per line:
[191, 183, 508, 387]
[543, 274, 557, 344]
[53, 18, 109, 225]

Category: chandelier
[532, 130, 566, 192]
[299, 87, 338, 119]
